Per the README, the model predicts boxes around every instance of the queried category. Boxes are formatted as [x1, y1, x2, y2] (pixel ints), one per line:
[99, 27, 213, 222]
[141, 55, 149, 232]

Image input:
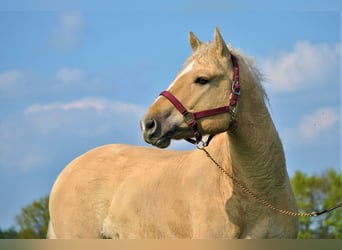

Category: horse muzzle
[140, 117, 172, 148]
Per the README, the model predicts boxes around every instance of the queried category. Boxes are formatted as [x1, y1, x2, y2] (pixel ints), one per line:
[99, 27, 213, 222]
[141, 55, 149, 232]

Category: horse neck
[226, 59, 288, 194]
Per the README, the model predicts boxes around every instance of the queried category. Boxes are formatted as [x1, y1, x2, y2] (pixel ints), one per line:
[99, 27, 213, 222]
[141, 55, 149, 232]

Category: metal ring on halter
[231, 81, 240, 95]
[196, 140, 208, 150]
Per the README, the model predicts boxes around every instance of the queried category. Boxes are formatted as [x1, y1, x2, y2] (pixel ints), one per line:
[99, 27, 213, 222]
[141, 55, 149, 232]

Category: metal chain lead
[199, 147, 342, 217]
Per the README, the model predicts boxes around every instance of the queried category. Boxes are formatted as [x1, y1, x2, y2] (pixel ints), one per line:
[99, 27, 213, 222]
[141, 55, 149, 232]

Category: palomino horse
[48, 28, 298, 238]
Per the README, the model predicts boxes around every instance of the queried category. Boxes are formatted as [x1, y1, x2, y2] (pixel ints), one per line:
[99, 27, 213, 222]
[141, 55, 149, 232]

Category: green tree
[15, 195, 50, 239]
[0, 227, 19, 239]
[291, 169, 342, 239]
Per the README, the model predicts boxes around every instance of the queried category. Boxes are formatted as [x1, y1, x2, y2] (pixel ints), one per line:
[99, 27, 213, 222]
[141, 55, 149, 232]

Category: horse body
[49, 137, 233, 238]
[48, 28, 298, 238]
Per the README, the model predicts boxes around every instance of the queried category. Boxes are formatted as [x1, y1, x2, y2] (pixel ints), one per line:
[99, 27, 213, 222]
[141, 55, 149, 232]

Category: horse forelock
[186, 42, 222, 68]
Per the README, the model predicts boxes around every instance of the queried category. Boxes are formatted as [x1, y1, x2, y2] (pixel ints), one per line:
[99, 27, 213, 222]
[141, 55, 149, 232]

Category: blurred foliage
[291, 168, 342, 239]
[0, 169, 341, 239]
[0, 196, 50, 239]
[15, 195, 50, 238]
[0, 227, 19, 239]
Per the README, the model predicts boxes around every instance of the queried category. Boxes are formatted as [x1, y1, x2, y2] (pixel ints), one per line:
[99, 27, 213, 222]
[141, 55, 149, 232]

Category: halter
[160, 53, 240, 147]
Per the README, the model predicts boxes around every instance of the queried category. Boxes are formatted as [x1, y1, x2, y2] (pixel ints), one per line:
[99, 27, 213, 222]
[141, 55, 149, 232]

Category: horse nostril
[146, 119, 155, 130]
[143, 119, 158, 135]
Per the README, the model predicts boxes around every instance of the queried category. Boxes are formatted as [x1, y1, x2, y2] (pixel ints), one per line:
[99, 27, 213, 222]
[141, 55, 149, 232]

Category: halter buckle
[183, 112, 195, 124]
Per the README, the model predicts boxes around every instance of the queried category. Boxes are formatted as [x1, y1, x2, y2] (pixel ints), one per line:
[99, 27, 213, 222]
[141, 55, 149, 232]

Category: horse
[48, 27, 298, 239]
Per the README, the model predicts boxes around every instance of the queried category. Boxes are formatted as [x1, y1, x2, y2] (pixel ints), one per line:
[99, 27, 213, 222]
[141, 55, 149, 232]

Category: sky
[0, 2, 341, 229]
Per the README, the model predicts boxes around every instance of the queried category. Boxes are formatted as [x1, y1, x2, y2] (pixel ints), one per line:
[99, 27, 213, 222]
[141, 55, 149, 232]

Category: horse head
[141, 28, 239, 148]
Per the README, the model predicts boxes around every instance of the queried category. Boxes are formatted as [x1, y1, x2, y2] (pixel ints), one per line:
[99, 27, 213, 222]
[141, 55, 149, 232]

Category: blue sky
[0, 3, 341, 229]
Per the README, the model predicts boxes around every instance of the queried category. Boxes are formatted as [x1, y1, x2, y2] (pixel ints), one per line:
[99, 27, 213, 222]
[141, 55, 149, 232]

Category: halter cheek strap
[159, 90, 203, 144]
[160, 53, 240, 146]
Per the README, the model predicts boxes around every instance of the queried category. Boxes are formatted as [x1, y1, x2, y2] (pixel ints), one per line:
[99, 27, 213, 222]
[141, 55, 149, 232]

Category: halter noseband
[160, 53, 240, 147]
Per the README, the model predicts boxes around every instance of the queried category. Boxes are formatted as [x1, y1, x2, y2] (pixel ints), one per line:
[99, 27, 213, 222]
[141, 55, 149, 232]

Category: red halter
[160, 53, 240, 146]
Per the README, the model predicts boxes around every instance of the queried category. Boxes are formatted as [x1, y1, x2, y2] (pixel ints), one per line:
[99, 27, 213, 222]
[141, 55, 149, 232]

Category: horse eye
[195, 77, 209, 85]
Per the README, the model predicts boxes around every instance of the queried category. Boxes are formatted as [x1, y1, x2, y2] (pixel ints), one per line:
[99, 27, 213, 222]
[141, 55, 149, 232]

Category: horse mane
[229, 45, 269, 105]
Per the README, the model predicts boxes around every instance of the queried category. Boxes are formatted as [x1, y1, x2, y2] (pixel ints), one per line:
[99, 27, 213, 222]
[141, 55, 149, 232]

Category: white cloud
[25, 97, 144, 116]
[260, 41, 340, 92]
[0, 70, 22, 89]
[297, 107, 339, 140]
[0, 97, 146, 171]
[24, 97, 108, 115]
[21, 153, 46, 172]
[284, 107, 340, 144]
[0, 69, 37, 99]
[0, 119, 46, 172]
[56, 67, 83, 84]
[51, 11, 84, 49]
[24, 97, 145, 135]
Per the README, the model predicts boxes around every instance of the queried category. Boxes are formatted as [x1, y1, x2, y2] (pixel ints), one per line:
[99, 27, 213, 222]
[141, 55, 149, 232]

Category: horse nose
[141, 118, 158, 139]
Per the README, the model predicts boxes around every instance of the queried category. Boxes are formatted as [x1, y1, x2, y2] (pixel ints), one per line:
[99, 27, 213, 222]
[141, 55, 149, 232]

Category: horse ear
[214, 27, 230, 57]
[189, 31, 202, 51]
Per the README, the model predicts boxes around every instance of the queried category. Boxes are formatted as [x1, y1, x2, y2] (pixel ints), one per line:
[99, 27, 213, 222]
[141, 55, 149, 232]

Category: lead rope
[199, 147, 342, 217]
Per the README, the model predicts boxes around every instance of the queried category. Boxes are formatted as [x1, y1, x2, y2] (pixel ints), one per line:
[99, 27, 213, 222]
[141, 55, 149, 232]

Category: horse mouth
[153, 137, 171, 148]
[142, 130, 173, 149]
[147, 129, 191, 148]
[144, 135, 171, 149]
[141, 118, 188, 148]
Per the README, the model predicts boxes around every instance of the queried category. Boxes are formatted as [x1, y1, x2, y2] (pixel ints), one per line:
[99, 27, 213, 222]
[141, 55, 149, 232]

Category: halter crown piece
[160, 53, 240, 147]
